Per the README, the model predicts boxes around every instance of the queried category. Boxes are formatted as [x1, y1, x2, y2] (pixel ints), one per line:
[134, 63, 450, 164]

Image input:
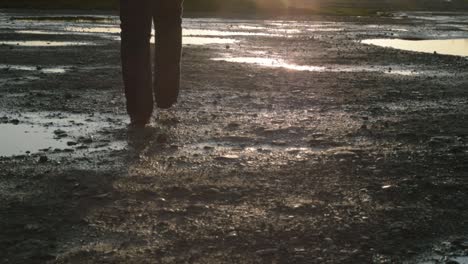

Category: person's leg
[153, 0, 183, 109]
[120, 0, 153, 124]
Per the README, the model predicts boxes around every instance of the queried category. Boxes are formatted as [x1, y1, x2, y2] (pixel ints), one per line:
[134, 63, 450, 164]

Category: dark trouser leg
[120, 0, 153, 122]
[153, 0, 183, 109]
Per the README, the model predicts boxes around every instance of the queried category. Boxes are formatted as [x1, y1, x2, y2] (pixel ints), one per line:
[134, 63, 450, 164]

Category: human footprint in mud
[120, 0, 183, 127]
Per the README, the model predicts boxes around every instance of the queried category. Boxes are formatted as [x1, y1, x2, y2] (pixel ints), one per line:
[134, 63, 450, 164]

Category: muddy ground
[0, 9, 468, 264]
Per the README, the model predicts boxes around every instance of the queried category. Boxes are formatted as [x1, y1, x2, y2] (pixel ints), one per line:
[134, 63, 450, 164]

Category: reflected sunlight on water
[0, 123, 69, 156]
[212, 57, 327, 71]
[0, 40, 95, 46]
[0, 64, 67, 73]
[17, 30, 75, 35]
[362, 38, 468, 57]
[60, 27, 274, 36]
[183, 29, 273, 36]
[64, 26, 120, 34]
[0, 112, 126, 157]
[177, 37, 237, 45]
[211, 57, 428, 75]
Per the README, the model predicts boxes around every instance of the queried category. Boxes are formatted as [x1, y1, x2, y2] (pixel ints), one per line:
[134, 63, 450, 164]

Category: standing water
[362, 38, 468, 57]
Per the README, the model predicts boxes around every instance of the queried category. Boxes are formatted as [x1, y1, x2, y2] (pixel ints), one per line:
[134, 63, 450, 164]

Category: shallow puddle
[61, 26, 252, 45]
[16, 30, 70, 35]
[0, 112, 126, 157]
[0, 40, 95, 47]
[361, 38, 468, 57]
[2, 35, 237, 48]
[235, 25, 267, 30]
[0, 64, 67, 74]
[10, 16, 114, 23]
[15, 29, 119, 41]
[391, 28, 409, 32]
[306, 27, 343, 32]
[4, 19, 381, 50]
[211, 57, 425, 76]
[211, 57, 327, 71]
[0, 123, 70, 156]
[64, 26, 120, 34]
[184, 28, 273, 37]
[57, 26, 273, 37]
[181, 37, 238, 46]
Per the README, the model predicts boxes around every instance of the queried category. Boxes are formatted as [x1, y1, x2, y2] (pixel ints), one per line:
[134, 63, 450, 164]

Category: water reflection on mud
[10, 16, 115, 23]
[182, 37, 238, 45]
[0, 40, 95, 47]
[0, 64, 67, 74]
[16, 30, 74, 35]
[185, 142, 330, 162]
[60, 26, 266, 44]
[212, 57, 327, 71]
[184, 29, 273, 37]
[0, 123, 69, 156]
[362, 38, 468, 57]
[64, 26, 120, 34]
[211, 56, 424, 76]
[7, 14, 468, 56]
[0, 112, 126, 157]
[52, 26, 242, 45]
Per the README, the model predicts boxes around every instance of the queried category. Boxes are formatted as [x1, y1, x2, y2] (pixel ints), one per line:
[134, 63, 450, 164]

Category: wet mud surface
[0, 9, 468, 264]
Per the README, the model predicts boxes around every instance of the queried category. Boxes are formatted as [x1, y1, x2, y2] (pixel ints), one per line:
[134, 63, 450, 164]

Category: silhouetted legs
[120, 0, 183, 124]
[153, 0, 183, 109]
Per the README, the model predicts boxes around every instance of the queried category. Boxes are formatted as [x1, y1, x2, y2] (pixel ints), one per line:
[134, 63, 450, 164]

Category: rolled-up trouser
[120, 0, 183, 122]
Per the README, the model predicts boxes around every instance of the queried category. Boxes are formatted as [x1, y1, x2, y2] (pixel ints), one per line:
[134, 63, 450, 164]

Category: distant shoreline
[0, 0, 467, 17]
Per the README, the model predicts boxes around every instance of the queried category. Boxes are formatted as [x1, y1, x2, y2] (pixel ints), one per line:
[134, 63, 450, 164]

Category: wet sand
[0, 9, 468, 264]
